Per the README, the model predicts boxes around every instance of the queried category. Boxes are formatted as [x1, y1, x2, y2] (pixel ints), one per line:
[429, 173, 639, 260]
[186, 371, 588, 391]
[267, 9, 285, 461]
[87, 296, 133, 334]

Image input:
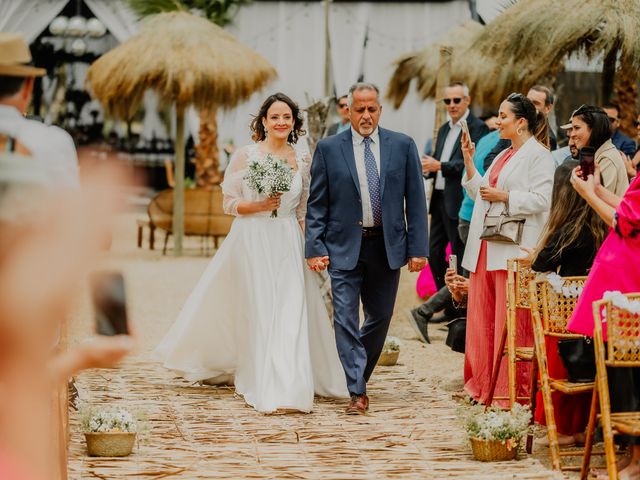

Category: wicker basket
[84, 432, 136, 457]
[470, 437, 518, 462]
[377, 350, 399, 366]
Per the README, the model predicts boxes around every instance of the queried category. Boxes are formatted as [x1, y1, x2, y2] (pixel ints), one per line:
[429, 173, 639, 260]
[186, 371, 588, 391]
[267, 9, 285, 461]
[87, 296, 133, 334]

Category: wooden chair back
[507, 258, 535, 309]
[538, 276, 587, 338]
[593, 294, 640, 367]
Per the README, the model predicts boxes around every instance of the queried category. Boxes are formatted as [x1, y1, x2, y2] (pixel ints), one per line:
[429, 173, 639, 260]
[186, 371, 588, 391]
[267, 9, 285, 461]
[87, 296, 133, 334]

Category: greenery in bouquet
[382, 336, 401, 353]
[244, 153, 295, 217]
[81, 405, 141, 434]
[459, 402, 532, 449]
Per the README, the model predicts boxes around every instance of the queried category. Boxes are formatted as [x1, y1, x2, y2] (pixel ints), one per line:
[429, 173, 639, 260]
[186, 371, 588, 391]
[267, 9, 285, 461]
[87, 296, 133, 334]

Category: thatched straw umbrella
[389, 0, 640, 122]
[87, 11, 276, 255]
[386, 21, 483, 109]
[465, 0, 640, 106]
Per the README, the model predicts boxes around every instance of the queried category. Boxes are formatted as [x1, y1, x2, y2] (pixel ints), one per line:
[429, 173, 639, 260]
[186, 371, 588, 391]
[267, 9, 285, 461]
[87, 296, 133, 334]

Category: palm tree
[128, 0, 251, 187]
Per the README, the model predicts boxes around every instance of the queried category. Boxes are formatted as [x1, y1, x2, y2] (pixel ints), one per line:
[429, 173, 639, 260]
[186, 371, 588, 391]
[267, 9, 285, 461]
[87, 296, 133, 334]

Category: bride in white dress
[155, 93, 348, 413]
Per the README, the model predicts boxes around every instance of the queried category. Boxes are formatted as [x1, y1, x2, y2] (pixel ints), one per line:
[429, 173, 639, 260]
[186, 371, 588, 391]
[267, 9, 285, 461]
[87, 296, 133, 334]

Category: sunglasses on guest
[443, 97, 463, 105]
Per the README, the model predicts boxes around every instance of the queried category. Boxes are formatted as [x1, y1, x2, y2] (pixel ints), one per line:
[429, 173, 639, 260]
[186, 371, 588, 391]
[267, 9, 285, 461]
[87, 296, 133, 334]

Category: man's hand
[421, 155, 441, 173]
[408, 257, 427, 272]
[307, 256, 329, 272]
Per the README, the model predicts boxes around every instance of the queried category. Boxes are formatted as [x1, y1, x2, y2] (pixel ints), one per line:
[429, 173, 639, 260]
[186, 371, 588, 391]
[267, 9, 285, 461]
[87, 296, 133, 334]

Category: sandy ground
[66, 212, 587, 479]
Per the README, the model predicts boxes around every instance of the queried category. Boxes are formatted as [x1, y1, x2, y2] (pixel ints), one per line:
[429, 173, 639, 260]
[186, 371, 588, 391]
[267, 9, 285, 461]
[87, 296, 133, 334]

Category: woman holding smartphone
[568, 104, 628, 196]
[460, 93, 555, 405]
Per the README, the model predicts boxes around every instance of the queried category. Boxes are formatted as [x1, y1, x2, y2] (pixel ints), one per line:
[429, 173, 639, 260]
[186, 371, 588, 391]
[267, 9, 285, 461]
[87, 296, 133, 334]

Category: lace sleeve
[296, 152, 312, 222]
[221, 146, 250, 216]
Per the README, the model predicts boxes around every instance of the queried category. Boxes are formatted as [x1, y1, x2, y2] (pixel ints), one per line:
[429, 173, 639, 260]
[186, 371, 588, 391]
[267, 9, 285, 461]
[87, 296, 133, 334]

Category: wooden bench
[145, 186, 234, 254]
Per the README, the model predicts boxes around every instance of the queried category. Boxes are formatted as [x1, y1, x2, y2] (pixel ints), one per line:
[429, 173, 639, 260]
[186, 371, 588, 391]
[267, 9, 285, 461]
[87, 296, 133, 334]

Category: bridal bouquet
[244, 154, 295, 217]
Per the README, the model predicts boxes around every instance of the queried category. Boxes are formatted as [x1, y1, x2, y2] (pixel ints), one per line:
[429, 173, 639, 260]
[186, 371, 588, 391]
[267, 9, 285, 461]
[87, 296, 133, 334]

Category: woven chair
[581, 294, 640, 480]
[485, 259, 536, 407]
[529, 276, 593, 472]
[147, 187, 234, 254]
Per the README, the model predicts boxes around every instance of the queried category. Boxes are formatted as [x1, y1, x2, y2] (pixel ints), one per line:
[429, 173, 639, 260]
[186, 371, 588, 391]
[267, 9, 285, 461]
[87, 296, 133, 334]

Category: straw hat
[0, 33, 46, 77]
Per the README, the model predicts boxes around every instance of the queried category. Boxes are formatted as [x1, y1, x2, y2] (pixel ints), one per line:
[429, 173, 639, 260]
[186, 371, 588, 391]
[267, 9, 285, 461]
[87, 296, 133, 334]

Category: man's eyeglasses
[443, 97, 463, 105]
[338, 103, 348, 109]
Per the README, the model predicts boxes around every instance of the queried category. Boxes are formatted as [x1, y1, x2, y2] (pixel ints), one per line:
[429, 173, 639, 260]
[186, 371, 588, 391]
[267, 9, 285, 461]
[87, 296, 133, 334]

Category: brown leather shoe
[345, 394, 369, 415]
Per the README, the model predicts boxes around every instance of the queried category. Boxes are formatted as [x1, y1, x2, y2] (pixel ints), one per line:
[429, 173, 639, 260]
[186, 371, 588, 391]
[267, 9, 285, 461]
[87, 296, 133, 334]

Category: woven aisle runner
[67, 360, 560, 479]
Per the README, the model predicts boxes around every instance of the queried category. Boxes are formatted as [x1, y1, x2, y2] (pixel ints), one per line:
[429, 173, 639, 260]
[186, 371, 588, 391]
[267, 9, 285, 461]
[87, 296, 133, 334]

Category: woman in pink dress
[569, 165, 640, 479]
[460, 93, 555, 405]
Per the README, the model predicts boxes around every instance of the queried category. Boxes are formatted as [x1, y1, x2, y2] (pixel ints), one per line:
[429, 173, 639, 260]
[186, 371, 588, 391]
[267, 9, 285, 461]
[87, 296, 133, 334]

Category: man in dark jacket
[421, 82, 489, 291]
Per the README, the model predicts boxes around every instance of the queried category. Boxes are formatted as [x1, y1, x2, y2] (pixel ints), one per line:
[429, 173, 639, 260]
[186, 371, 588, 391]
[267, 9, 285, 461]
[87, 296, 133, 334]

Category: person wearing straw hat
[0, 33, 79, 189]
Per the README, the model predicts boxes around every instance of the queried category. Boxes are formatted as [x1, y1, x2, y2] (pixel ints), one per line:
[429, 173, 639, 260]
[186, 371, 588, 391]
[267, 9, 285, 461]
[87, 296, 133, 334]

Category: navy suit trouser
[328, 236, 401, 395]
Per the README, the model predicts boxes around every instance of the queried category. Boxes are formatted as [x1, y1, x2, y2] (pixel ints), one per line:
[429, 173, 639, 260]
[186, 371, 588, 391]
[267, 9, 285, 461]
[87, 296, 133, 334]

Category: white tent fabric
[0, 0, 67, 43]
[84, 0, 138, 43]
[220, 1, 471, 158]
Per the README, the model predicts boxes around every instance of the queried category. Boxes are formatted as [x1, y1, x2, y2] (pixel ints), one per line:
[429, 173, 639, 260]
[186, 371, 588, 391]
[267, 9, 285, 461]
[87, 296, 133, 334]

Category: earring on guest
[516, 127, 523, 136]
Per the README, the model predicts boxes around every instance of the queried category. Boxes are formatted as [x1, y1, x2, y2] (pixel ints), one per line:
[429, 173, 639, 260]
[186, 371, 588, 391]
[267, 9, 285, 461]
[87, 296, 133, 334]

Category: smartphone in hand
[579, 146, 596, 180]
[91, 271, 129, 336]
[460, 119, 470, 139]
[448, 254, 457, 273]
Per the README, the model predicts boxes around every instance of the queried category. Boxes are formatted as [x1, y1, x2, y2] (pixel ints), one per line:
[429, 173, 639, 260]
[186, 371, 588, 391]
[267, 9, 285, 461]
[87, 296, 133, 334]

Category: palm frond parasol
[386, 20, 483, 108]
[86, 11, 276, 255]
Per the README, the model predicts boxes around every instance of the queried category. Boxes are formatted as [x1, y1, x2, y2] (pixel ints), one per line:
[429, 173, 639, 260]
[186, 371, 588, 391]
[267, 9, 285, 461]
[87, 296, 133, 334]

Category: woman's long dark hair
[534, 160, 608, 265]
[250, 92, 306, 144]
[571, 104, 611, 150]
[505, 92, 550, 148]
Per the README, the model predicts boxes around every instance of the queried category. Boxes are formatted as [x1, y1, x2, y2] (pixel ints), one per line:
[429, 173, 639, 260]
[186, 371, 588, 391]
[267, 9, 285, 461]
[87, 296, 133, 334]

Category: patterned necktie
[363, 136, 382, 226]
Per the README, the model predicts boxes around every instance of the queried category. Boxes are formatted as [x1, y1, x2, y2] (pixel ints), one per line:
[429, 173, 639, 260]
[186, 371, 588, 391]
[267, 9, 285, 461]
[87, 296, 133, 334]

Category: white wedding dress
[155, 144, 348, 413]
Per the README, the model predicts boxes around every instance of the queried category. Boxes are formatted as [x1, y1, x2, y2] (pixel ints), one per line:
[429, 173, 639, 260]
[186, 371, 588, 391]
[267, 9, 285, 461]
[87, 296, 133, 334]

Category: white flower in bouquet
[244, 153, 295, 217]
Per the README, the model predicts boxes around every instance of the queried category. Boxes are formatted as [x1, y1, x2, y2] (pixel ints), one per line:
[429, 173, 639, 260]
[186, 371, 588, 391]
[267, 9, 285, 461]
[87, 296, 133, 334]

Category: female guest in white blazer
[459, 93, 555, 405]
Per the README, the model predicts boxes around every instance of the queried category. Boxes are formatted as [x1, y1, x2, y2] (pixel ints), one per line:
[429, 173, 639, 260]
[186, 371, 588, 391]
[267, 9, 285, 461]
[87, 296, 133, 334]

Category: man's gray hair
[347, 82, 380, 106]
[447, 81, 469, 97]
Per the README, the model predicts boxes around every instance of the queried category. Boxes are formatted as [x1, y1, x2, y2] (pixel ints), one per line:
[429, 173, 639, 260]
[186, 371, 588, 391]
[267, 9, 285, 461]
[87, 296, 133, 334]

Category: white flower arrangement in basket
[377, 336, 401, 366]
[546, 272, 583, 298]
[459, 403, 532, 461]
[81, 405, 140, 457]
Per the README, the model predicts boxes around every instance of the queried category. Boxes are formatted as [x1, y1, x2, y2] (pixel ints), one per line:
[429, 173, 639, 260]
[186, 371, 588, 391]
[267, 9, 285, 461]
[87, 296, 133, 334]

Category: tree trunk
[614, 62, 638, 138]
[173, 106, 185, 256]
[195, 107, 221, 188]
[601, 47, 618, 104]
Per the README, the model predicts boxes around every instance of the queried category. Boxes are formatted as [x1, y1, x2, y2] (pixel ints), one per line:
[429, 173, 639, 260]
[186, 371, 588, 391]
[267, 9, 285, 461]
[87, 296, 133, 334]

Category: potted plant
[81, 406, 138, 457]
[460, 403, 532, 462]
[377, 336, 401, 366]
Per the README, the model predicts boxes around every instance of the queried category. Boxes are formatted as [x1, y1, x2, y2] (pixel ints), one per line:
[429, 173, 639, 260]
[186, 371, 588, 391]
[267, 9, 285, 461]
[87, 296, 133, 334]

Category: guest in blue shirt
[603, 104, 636, 157]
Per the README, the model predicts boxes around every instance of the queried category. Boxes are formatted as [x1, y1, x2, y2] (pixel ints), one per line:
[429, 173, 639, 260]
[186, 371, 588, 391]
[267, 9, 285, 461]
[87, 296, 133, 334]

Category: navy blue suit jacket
[305, 127, 429, 271]
[612, 130, 636, 158]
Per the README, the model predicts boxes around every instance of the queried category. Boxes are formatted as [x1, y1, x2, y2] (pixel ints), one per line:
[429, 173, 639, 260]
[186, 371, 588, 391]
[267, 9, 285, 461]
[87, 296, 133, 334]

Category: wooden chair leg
[149, 225, 156, 250]
[580, 385, 599, 480]
[507, 305, 517, 407]
[485, 322, 508, 407]
[526, 348, 539, 454]
[162, 232, 170, 255]
[137, 224, 143, 248]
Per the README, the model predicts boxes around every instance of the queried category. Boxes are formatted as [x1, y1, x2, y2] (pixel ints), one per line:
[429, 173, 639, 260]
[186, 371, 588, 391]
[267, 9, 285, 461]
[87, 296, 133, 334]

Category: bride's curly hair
[250, 93, 306, 144]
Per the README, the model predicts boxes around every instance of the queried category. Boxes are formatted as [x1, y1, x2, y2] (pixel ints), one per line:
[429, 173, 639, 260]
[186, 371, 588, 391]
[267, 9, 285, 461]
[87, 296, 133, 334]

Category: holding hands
[408, 257, 427, 272]
[307, 256, 330, 272]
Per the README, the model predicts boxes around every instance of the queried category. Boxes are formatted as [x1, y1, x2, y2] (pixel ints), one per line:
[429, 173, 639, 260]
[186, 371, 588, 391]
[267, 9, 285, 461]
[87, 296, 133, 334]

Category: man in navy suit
[305, 82, 428, 415]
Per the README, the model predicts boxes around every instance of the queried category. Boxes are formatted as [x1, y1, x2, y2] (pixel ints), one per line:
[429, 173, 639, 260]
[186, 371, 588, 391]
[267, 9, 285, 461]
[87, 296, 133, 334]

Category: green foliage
[128, 0, 251, 27]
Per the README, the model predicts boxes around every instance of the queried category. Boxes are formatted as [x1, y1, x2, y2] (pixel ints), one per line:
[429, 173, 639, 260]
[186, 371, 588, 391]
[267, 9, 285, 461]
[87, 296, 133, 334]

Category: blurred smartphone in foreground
[579, 146, 595, 180]
[460, 119, 470, 138]
[91, 271, 129, 336]
[448, 254, 457, 272]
